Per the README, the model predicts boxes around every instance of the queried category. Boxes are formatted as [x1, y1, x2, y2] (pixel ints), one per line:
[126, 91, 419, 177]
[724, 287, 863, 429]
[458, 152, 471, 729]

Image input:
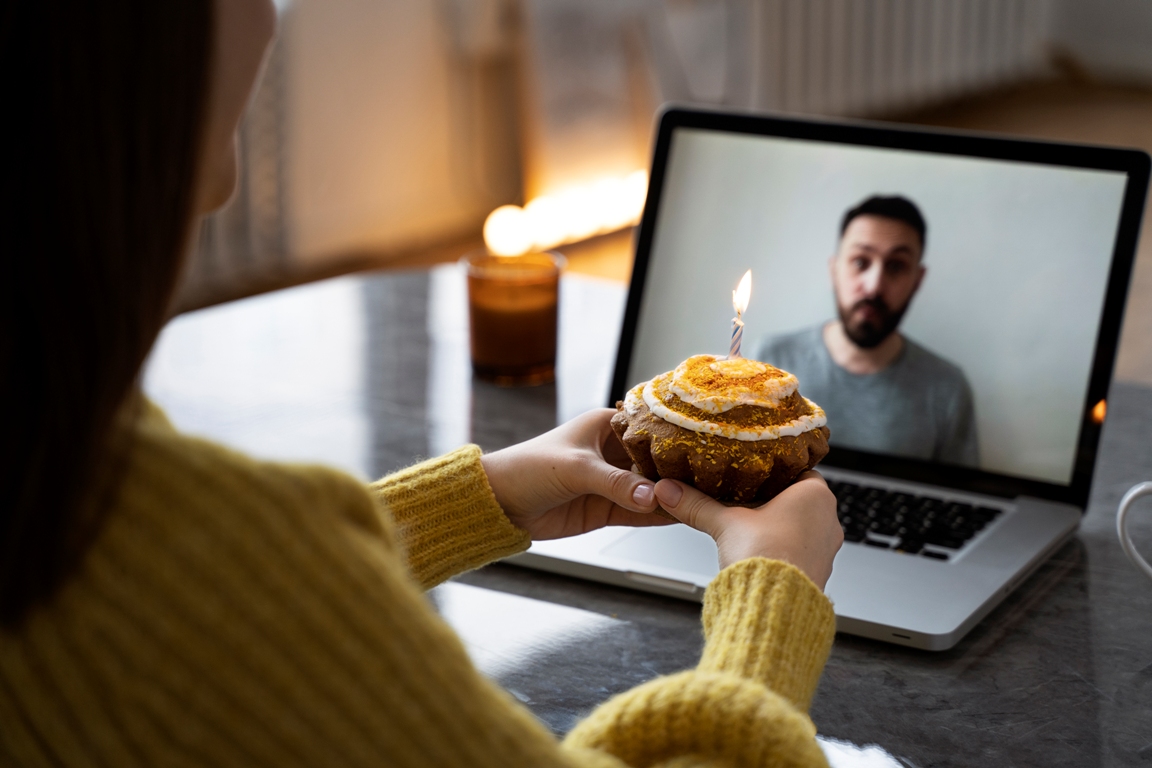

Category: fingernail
[632, 483, 654, 507]
[655, 481, 683, 508]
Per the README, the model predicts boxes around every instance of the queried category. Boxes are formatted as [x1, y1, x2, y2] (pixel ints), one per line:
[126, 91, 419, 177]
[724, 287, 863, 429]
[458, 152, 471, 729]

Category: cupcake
[611, 354, 830, 508]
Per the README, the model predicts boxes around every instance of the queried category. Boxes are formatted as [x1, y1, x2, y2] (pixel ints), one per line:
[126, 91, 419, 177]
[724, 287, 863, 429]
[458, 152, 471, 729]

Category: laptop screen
[616, 112, 1147, 500]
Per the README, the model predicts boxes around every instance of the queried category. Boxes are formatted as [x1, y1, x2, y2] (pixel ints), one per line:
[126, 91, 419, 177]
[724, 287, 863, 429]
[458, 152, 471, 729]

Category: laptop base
[508, 480, 1079, 650]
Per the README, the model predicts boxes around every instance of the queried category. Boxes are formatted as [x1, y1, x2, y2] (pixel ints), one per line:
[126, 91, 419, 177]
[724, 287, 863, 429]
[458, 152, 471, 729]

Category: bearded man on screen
[757, 195, 979, 466]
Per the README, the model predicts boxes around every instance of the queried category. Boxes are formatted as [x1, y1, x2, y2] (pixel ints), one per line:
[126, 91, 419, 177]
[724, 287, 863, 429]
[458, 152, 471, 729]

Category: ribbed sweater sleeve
[698, 558, 837, 711]
[562, 559, 835, 767]
[0, 410, 836, 768]
[369, 445, 531, 589]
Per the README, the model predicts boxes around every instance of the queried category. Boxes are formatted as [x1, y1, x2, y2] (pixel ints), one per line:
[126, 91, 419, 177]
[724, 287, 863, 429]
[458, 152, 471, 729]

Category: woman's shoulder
[0, 408, 439, 766]
[39, 401, 412, 641]
[110, 400, 396, 560]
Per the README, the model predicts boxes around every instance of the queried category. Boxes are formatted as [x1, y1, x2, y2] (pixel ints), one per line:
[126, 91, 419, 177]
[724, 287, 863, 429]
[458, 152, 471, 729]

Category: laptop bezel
[609, 106, 1150, 509]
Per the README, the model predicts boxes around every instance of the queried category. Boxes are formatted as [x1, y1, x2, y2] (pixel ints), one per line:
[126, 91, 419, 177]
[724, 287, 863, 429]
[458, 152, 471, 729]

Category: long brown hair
[0, 2, 213, 626]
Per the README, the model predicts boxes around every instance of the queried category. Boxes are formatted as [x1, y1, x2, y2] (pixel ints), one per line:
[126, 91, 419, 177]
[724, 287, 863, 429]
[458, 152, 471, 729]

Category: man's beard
[838, 297, 908, 349]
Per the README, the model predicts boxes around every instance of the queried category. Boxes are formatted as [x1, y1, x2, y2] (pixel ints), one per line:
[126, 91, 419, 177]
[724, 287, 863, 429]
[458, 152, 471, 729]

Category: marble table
[144, 266, 1152, 767]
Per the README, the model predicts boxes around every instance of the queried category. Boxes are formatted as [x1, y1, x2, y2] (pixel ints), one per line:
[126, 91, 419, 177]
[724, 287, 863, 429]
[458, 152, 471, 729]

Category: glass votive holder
[462, 250, 565, 387]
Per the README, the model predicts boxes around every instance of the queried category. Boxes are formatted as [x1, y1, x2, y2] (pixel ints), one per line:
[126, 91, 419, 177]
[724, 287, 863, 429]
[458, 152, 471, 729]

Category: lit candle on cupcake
[729, 269, 752, 359]
[611, 267, 831, 508]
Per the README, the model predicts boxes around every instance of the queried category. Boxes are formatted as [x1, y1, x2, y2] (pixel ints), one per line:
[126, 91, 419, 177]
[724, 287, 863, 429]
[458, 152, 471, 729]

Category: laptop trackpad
[601, 526, 720, 578]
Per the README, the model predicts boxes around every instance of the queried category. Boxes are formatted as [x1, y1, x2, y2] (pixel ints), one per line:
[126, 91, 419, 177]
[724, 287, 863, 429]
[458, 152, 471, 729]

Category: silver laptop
[510, 107, 1150, 651]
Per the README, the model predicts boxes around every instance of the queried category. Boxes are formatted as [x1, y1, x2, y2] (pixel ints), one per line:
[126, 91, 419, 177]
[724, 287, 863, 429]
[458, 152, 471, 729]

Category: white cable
[1117, 481, 1152, 582]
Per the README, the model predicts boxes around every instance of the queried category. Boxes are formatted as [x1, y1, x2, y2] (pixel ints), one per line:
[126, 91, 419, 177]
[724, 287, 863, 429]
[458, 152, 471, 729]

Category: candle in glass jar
[463, 251, 565, 386]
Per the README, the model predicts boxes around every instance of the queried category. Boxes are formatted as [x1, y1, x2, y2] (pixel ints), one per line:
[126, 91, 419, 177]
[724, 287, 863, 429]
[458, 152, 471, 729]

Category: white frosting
[667, 355, 799, 414]
[709, 358, 766, 378]
[629, 379, 827, 442]
[622, 384, 646, 417]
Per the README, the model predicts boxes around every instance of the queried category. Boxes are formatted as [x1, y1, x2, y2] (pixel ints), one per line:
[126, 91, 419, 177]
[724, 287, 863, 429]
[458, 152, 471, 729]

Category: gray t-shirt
[756, 325, 979, 466]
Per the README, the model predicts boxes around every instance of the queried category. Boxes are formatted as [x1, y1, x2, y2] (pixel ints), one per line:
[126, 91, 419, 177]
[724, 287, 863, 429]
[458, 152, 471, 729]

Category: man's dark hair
[840, 195, 927, 249]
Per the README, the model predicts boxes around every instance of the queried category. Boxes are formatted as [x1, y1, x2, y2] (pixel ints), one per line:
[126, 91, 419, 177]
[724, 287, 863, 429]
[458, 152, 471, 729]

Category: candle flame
[732, 270, 752, 316]
[1092, 399, 1106, 424]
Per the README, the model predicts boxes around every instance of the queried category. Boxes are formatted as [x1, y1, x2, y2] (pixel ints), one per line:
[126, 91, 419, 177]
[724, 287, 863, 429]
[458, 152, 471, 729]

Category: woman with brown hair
[0, 1, 843, 765]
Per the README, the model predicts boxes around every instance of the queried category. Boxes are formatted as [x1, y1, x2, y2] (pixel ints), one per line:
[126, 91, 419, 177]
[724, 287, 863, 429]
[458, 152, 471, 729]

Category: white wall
[207, 0, 1149, 282]
[282, 0, 513, 263]
[264, 0, 1152, 267]
[628, 129, 1128, 485]
[1053, 0, 1152, 82]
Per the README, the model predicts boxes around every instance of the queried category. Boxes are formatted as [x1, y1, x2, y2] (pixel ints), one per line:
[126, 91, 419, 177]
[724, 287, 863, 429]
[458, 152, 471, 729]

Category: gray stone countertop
[145, 267, 1152, 767]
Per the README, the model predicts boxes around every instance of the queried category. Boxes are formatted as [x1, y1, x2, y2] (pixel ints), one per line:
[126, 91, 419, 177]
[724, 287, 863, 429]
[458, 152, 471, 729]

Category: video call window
[627, 128, 1128, 486]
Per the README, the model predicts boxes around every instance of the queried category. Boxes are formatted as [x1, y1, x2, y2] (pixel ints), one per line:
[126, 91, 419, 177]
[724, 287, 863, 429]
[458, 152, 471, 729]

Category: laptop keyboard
[826, 480, 1003, 561]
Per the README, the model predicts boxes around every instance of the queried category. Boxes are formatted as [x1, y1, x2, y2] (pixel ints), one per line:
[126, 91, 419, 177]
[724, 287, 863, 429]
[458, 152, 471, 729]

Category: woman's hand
[654, 472, 843, 589]
[480, 409, 673, 540]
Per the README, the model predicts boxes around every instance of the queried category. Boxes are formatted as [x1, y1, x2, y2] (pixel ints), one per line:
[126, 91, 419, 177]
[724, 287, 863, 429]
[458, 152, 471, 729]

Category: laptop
[509, 107, 1150, 651]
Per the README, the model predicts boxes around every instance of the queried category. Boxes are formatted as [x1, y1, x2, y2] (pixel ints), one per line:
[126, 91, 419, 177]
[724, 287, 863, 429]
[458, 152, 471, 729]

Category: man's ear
[913, 263, 927, 293]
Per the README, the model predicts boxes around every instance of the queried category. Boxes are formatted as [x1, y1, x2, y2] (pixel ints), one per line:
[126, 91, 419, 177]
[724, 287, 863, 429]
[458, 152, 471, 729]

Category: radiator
[747, 0, 1056, 116]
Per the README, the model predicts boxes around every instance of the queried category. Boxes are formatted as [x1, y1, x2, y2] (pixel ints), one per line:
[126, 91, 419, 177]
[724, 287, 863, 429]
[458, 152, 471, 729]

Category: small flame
[1092, 399, 1106, 424]
[732, 270, 752, 316]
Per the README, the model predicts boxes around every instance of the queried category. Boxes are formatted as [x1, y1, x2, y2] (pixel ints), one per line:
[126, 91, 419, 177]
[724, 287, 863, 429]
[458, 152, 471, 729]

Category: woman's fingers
[485, 409, 668, 537]
[578, 463, 656, 514]
[790, 469, 827, 490]
[582, 407, 633, 469]
[570, 408, 616, 442]
[552, 410, 656, 514]
[653, 472, 842, 587]
[653, 480, 727, 536]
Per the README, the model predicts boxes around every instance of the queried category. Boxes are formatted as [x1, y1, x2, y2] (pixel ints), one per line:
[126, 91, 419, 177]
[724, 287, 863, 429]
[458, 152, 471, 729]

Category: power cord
[1117, 481, 1152, 581]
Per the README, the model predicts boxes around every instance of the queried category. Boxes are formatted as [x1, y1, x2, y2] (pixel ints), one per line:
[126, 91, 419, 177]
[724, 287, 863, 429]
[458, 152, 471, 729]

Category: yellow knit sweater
[0, 404, 837, 767]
